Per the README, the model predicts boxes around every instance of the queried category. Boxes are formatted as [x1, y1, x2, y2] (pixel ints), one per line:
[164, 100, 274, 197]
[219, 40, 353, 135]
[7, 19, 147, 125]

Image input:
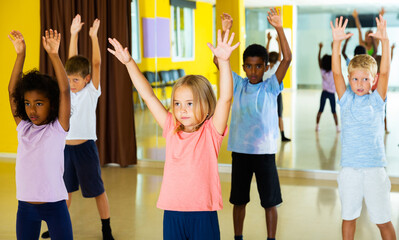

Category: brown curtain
[40, 0, 137, 167]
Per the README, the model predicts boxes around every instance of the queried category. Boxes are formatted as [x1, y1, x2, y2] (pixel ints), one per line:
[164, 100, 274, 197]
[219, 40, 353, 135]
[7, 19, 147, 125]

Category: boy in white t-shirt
[41, 15, 114, 240]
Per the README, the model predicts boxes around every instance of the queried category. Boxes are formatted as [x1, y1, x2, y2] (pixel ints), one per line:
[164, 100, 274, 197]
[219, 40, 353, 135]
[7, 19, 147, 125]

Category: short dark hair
[268, 52, 279, 64]
[321, 54, 332, 72]
[354, 45, 366, 56]
[65, 55, 91, 78]
[243, 44, 268, 64]
[13, 70, 60, 123]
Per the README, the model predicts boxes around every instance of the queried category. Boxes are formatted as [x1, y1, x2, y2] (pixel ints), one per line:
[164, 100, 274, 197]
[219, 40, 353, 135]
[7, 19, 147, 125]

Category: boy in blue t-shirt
[331, 15, 396, 239]
[214, 8, 291, 240]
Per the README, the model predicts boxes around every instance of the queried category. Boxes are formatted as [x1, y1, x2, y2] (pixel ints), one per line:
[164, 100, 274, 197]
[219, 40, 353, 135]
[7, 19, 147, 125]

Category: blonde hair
[348, 54, 378, 78]
[170, 75, 216, 133]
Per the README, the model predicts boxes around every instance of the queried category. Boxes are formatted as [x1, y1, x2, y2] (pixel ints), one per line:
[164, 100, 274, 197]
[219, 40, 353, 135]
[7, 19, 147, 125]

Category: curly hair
[13, 70, 60, 123]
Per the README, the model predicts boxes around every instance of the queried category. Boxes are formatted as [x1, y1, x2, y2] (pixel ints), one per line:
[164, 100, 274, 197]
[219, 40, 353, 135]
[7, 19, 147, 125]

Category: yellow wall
[0, 0, 41, 153]
[137, 1, 216, 81]
[282, 5, 293, 88]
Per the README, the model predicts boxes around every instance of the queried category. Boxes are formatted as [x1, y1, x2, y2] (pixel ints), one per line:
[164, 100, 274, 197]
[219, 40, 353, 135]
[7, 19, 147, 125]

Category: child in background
[331, 15, 396, 239]
[8, 30, 72, 239]
[352, 8, 384, 56]
[41, 14, 114, 240]
[316, 42, 339, 132]
[265, 32, 290, 141]
[108, 29, 239, 239]
[216, 8, 292, 240]
[342, 35, 367, 66]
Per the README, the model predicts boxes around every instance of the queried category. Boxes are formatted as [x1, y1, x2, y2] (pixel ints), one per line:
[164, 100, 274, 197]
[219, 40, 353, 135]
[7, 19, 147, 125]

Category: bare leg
[377, 221, 396, 240]
[278, 117, 284, 131]
[316, 112, 322, 131]
[342, 219, 356, 240]
[265, 206, 277, 238]
[95, 192, 110, 219]
[66, 192, 73, 208]
[333, 113, 339, 126]
[233, 204, 246, 236]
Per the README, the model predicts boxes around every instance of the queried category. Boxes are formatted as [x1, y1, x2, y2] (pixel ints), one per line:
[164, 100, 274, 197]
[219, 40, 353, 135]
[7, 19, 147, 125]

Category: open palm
[8, 30, 26, 55]
[42, 29, 61, 54]
[267, 8, 282, 28]
[369, 15, 387, 41]
[330, 17, 353, 41]
[71, 14, 84, 35]
[208, 29, 239, 62]
[89, 19, 100, 37]
[108, 38, 132, 64]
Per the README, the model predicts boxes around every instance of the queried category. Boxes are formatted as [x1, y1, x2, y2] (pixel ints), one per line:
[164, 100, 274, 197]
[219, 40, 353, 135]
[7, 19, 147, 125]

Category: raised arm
[208, 29, 239, 134]
[331, 17, 353, 99]
[391, 43, 395, 60]
[89, 19, 101, 89]
[352, 10, 365, 47]
[8, 30, 26, 125]
[213, 13, 233, 69]
[108, 38, 168, 129]
[342, 36, 350, 61]
[276, 35, 282, 62]
[318, 42, 323, 69]
[42, 30, 70, 131]
[68, 14, 84, 59]
[266, 32, 272, 52]
[369, 14, 389, 100]
[268, 8, 292, 84]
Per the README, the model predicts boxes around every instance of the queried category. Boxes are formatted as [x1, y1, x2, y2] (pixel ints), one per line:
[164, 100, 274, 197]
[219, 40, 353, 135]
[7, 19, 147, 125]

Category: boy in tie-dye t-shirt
[214, 8, 292, 240]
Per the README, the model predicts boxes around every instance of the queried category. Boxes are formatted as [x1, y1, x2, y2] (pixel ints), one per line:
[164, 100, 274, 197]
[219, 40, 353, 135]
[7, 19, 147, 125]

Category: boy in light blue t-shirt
[331, 15, 396, 239]
[214, 8, 292, 240]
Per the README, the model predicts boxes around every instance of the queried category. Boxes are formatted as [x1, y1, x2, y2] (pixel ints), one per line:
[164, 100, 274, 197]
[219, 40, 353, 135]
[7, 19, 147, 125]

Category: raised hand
[319, 42, 323, 49]
[352, 9, 358, 18]
[330, 16, 353, 42]
[368, 15, 388, 41]
[42, 29, 61, 54]
[8, 30, 26, 55]
[221, 13, 233, 32]
[71, 14, 84, 35]
[267, 8, 282, 28]
[89, 18, 100, 38]
[107, 38, 132, 64]
[379, 7, 385, 17]
[207, 29, 240, 62]
[267, 32, 272, 41]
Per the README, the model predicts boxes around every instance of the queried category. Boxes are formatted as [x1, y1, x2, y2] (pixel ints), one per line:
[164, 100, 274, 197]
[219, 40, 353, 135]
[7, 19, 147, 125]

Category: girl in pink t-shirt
[108, 30, 239, 239]
[316, 42, 340, 132]
[8, 30, 72, 239]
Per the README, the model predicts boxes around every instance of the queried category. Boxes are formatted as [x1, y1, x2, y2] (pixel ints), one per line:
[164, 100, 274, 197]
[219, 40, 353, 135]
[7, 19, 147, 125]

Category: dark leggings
[318, 90, 336, 113]
[16, 200, 73, 240]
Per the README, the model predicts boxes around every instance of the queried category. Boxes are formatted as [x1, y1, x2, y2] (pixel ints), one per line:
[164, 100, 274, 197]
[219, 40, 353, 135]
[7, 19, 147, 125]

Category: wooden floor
[1, 89, 399, 239]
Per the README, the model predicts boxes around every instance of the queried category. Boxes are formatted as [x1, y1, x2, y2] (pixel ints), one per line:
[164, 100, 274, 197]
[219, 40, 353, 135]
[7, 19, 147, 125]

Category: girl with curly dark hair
[8, 29, 72, 239]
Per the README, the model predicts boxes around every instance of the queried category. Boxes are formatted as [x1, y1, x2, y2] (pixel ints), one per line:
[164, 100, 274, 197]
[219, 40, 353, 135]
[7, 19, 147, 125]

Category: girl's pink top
[157, 112, 227, 211]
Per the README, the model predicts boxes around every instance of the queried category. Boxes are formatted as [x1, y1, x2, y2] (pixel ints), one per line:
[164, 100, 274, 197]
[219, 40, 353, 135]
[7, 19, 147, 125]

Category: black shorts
[63, 140, 105, 198]
[229, 152, 282, 208]
[277, 93, 283, 117]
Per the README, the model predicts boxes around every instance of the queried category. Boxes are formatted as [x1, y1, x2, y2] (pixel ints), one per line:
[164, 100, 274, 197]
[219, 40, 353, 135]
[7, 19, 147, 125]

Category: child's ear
[85, 74, 91, 83]
[372, 74, 378, 86]
[265, 65, 270, 71]
[242, 64, 245, 72]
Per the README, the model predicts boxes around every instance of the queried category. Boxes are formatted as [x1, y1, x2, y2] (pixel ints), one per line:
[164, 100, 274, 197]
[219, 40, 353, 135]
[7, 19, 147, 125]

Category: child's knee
[376, 221, 393, 230]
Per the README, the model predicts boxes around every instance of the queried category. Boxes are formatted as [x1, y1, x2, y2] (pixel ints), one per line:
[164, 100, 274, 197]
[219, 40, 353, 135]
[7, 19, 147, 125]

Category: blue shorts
[63, 140, 105, 198]
[163, 210, 220, 240]
[17, 200, 72, 240]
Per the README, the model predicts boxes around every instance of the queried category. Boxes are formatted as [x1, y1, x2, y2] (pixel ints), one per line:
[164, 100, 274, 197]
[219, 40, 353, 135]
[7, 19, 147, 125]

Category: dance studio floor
[1, 89, 399, 239]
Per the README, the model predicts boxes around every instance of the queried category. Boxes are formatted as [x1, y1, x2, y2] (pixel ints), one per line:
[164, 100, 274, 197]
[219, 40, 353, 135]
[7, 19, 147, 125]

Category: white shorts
[337, 167, 392, 224]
